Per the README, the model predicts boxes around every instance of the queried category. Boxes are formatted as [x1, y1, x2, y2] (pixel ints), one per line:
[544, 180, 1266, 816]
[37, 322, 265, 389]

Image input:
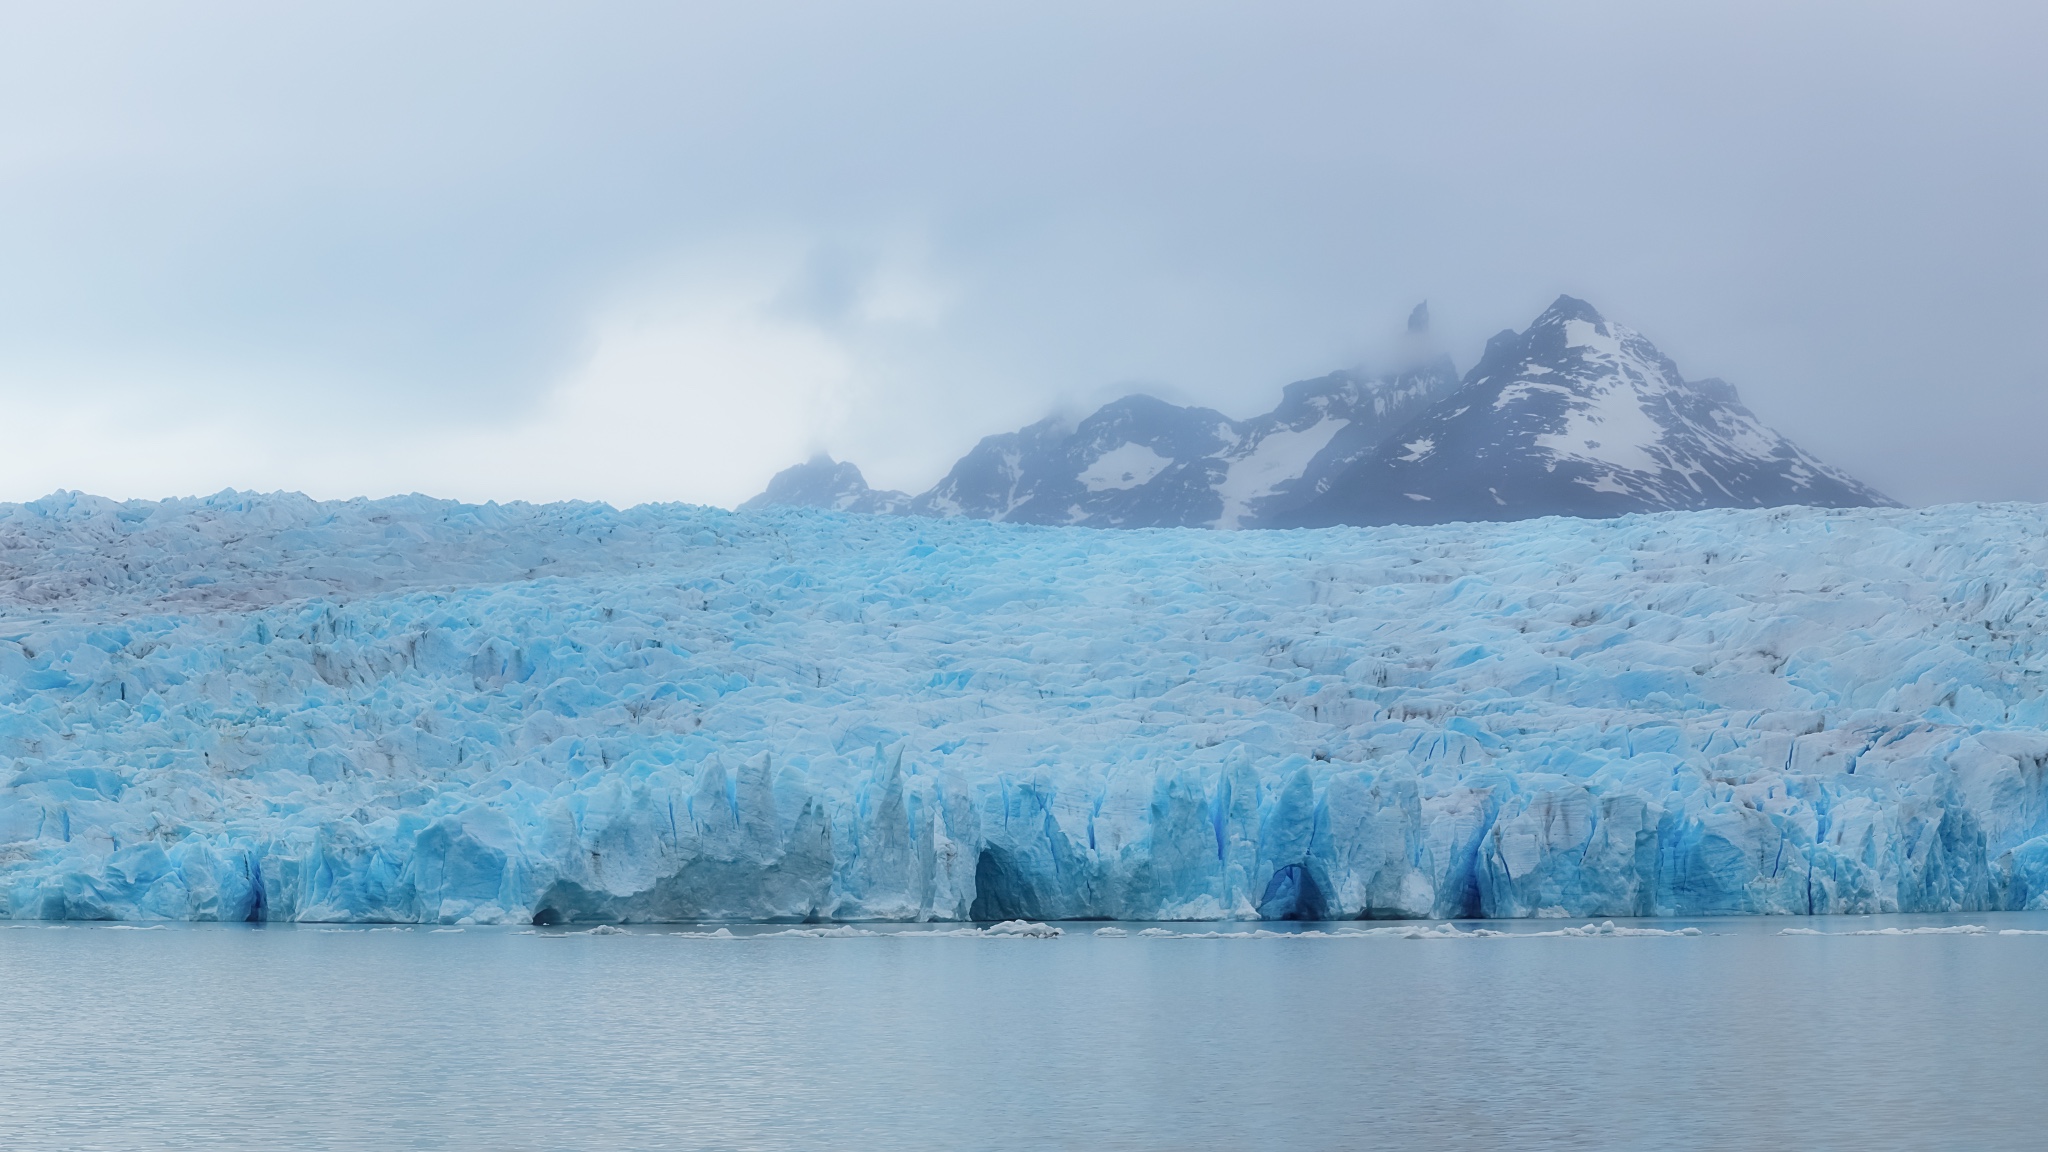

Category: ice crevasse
[7, 491, 2048, 923]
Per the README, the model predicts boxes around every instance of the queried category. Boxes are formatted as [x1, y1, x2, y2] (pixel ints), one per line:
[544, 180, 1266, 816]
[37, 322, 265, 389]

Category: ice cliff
[6, 491, 2048, 923]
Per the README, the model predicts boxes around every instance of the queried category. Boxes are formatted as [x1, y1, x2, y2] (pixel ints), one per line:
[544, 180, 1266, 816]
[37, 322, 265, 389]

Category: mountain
[1282, 296, 1895, 526]
[1212, 361, 1455, 527]
[744, 298, 1892, 528]
[900, 361, 1458, 529]
[738, 455, 910, 515]
[906, 395, 1232, 527]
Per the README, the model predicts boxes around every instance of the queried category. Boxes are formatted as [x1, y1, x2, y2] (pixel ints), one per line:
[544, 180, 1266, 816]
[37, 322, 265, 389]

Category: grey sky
[0, 2, 2041, 508]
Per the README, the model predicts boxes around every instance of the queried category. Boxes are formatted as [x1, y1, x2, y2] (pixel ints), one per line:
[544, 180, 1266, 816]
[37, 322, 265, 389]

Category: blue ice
[5, 490, 2048, 923]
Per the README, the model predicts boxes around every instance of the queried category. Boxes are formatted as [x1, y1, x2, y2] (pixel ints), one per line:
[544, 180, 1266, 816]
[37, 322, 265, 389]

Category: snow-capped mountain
[738, 455, 911, 515]
[745, 297, 1891, 528]
[894, 357, 1457, 528]
[905, 395, 1238, 527]
[1283, 296, 1895, 526]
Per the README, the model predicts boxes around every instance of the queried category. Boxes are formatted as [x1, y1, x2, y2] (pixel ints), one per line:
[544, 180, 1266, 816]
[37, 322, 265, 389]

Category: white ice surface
[7, 492, 2048, 924]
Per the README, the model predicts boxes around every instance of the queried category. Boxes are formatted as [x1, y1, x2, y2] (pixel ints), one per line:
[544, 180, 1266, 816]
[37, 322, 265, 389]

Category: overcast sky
[0, 3, 2042, 509]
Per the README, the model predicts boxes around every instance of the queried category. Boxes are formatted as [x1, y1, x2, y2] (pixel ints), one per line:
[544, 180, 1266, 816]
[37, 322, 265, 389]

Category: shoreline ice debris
[1775, 923, 2033, 936]
[8, 490, 2048, 923]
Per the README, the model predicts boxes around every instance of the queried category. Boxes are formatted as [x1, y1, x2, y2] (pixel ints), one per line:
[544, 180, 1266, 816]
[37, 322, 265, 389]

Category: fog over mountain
[0, 5, 2041, 507]
[748, 299, 1891, 528]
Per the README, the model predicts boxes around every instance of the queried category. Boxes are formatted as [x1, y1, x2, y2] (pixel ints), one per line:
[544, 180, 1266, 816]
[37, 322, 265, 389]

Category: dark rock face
[744, 298, 1893, 528]
[1282, 297, 1895, 527]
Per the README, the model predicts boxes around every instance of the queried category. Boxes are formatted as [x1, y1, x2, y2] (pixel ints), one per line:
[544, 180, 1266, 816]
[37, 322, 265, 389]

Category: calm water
[4, 914, 2046, 1151]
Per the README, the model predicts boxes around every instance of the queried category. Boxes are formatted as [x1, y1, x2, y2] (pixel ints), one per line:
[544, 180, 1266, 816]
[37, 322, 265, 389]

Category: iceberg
[5, 490, 2048, 923]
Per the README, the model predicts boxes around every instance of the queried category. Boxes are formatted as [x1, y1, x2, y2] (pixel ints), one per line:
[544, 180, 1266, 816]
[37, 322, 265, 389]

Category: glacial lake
[5, 914, 2046, 1151]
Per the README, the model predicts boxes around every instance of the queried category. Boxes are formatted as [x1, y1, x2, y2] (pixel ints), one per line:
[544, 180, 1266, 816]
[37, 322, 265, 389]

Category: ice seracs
[6, 491, 2048, 924]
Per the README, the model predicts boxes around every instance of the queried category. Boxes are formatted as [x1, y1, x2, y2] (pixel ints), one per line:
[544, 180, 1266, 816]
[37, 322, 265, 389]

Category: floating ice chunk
[1781, 925, 1990, 936]
[1389, 924, 1501, 939]
[759, 925, 879, 938]
[980, 921, 1062, 938]
[1532, 921, 1703, 938]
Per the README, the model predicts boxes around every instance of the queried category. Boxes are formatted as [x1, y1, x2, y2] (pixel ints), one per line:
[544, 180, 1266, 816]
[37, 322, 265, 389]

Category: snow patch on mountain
[1212, 418, 1352, 528]
[1533, 386, 1665, 475]
[1080, 444, 1174, 492]
[1396, 437, 1435, 463]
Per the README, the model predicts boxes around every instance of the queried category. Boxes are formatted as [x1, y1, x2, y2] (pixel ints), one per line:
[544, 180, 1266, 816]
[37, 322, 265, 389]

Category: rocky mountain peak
[746, 299, 1891, 530]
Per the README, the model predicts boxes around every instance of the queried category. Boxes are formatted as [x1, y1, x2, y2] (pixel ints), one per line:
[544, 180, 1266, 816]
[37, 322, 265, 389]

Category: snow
[1535, 317, 1822, 493]
[1078, 444, 1172, 492]
[1493, 381, 1572, 412]
[1396, 437, 1435, 463]
[1562, 318, 1626, 357]
[1528, 326, 1671, 474]
[8, 491, 2048, 925]
[1533, 388, 1666, 474]
[1211, 418, 1351, 528]
[1708, 408, 1787, 462]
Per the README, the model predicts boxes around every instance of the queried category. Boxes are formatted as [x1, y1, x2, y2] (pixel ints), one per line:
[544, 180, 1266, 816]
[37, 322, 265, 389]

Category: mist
[0, 2, 2041, 508]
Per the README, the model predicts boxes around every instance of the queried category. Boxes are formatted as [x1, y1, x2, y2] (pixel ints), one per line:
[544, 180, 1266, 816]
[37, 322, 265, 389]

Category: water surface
[3, 914, 2043, 1151]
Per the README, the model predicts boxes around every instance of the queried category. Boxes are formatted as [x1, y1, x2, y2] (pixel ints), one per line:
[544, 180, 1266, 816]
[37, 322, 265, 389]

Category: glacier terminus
[5, 492, 2048, 924]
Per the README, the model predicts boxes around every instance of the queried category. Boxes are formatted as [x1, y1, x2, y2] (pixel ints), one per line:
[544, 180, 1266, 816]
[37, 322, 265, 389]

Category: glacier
[6, 490, 2048, 923]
